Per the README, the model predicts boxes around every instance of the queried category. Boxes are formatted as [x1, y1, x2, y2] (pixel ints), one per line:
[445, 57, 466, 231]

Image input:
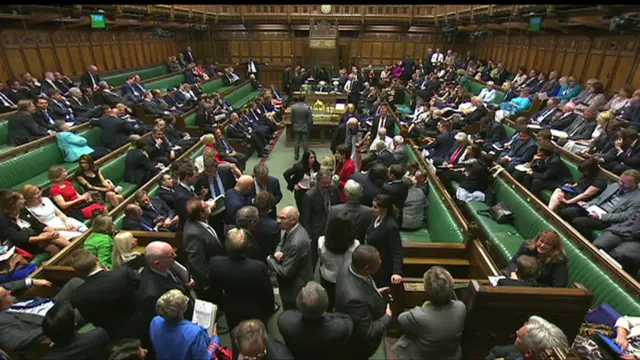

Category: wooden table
[284, 106, 341, 147]
[292, 91, 348, 106]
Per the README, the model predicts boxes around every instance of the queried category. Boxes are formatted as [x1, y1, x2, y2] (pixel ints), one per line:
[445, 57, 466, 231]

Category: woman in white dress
[21, 184, 88, 239]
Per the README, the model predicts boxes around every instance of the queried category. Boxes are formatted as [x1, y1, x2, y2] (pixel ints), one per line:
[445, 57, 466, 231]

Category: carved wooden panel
[381, 42, 392, 58]
[40, 47, 58, 75]
[585, 54, 602, 81]
[55, 47, 74, 76]
[282, 40, 291, 58]
[393, 42, 404, 61]
[611, 57, 633, 91]
[562, 52, 575, 77]
[239, 41, 250, 57]
[111, 44, 124, 70]
[23, 48, 43, 76]
[573, 53, 588, 81]
[599, 55, 617, 86]
[92, 44, 106, 71]
[361, 42, 372, 59]
[5, 49, 26, 78]
[80, 46, 94, 70]
[103, 45, 115, 71]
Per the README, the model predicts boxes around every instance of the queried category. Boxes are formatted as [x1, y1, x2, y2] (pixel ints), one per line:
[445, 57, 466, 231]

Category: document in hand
[488, 275, 507, 286]
[208, 195, 226, 216]
[192, 299, 218, 337]
[586, 205, 607, 217]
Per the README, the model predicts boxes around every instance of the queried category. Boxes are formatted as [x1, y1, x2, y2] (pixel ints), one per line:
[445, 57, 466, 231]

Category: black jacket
[141, 196, 175, 225]
[334, 261, 391, 360]
[94, 115, 138, 150]
[462, 104, 488, 124]
[349, 172, 386, 207]
[194, 169, 236, 201]
[549, 112, 578, 131]
[42, 328, 110, 360]
[364, 216, 404, 286]
[79, 72, 101, 90]
[174, 183, 197, 226]
[369, 115, 395, 139]
[380, 180, 409, 226]
[530, 154, 572, 184]
[70, 267, 139, 340]
[182, 219, 225, 293]
[8, 111, 49, 146]
[156, 186, 176, 210]
[301, 186, 340, 243]
[32, 109, 56, 130]
[278, 310, 353, 360]
[283, 163, 315, 192]
[0, 209, 47, 255]
[208, 256, 275, 329]
[124, 149, 159, 186]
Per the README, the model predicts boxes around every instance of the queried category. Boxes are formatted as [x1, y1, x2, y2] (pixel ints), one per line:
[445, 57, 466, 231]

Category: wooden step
[404, 257, 470, 266]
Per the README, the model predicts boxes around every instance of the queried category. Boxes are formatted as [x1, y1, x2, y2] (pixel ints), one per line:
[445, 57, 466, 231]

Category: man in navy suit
[195, 157, 236, 238]
[369, 104, 395, 139]
[224, 175, 255, 227]
[213, 127, 247, 172]
[249, 164, 283, 220]
[121, 75, 144, 104]
[253, 192, 281, 259]
[136, 189, 179, 232]
[122, 204, 157, 232]
[174, 163, 200, 227]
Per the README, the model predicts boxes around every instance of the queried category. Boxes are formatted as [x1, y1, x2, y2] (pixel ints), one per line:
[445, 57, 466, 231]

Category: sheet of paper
[192, 299, 218, 337]
[488, 275, 507, 286]
[586, 205, 607, 216]
[550, 129, 568, 139]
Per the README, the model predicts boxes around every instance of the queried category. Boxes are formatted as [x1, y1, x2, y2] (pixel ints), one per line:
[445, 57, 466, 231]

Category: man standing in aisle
[290, 96, 313, 161]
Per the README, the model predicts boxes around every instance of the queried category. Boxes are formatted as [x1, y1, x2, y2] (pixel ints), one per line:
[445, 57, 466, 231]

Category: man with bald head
[225, 175, 255, 226]
[138, 241, 194, 359]
[267, 206, 313, 311]
[80, 65, 101, 91]
[548, 102, 578, 131]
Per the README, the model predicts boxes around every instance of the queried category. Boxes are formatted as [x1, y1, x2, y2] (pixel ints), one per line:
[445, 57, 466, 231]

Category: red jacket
[336, 158, 355, 202]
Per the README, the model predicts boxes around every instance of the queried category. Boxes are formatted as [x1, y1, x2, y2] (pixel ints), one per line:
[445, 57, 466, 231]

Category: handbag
[477, 202, 515, 224]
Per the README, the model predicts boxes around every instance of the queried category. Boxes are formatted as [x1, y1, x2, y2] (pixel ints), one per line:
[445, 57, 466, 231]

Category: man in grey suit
[335, 245, 391, 360]
[593, 215, 640, 273]
[391, 135, 408, 169]
[559, 169, 640, 240]
[267, 206, 313, 311]
[290, 96, 313, 161]
[0, 277, 84, 351]
[326, 180, 374, 243]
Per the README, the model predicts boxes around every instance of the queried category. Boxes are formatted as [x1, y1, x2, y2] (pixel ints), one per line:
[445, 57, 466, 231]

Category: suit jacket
[566, 117, 597, 141]
[256, 215, 281, 259]
[249, 176, 283, 217]
[156, 186, 176, 210]
[32, 109, 56, 130]
[79, 71, 100, 90]
[530, 154, 572, 184]
[208, 256, 274, 328]
[531, 107, 558, 126]
[375, 148, 399, 168]
[482, 121, 508, 146]
[141, 99, 165, 117]
[95, 115, 137, 150]
[0, 209, 47, 255]
[224, 188, 253, 226]
[506, 138, 538, 164]
[283, 163, 307, 191]
[462, 105, 488, 124]
[290, 102, 313, 133]
[365, 215, 404, 288]
[369, 115, 395, 139]
[392, 300, 467, 360]
[278, 310, 353, 360]
[174, 183, 197, 225]
[349, 171, 386, 207]
[301, 186, 340, 243]
[588, 184, 640, 224]
[124, 149, 159, 185]
[67, 96, 91, 116]
[48, 99, 74, 121]
[183, 220, 225, 293]
[266, 224, 314, 303]
[334, 260, 391, 360]
[0, 280, 47, 351]
[392, 145, 407, 168]
[183, 51, 196, 64]
[194, 168, 236, 201]
[327, 202, 374, 243]
[8, 111, 49, 146]
[141, 196, 174, 225]
[496, 278, 539, 287]
[607, 140, 640, 171]
[549, 112, 578, 131]
[381, 180, 409, 221]
[424, 131, 455, 160]
[70, 268, 139, 340]
[122, 217, 155, 232]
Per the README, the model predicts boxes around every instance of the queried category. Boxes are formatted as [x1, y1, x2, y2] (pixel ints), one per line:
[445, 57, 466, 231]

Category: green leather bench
[142, 73, 187, 93]
[1, 128, 102, 190]
[399, 124, 465, 244]
[105, 65, 169, 88]
[0, 121, 10, 152]
[184, 83, 263, 130]
[450, 178, 640, 315]
[462, 80, 506, 104]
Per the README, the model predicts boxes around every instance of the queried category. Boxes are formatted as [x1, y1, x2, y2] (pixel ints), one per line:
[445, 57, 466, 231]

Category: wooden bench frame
[0, 122, 91, 163]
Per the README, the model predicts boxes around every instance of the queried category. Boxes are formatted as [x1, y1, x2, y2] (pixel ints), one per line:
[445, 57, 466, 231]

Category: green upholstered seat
[104, 65, 169, 88]
[143, 73, 187, 93]
[450, 178, 640, 315]
[201, 77, 225, 94]
[186, 84, 262, 130]
[100, 155, 137, 198]
[1, 128, 101, 190]
[30, 252, 51, 266]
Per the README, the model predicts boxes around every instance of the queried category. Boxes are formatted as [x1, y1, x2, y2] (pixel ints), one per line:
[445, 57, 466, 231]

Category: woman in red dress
[201, 134, 242, 178]
[49, 165, 108, 220]
[334, 144, 356, 202]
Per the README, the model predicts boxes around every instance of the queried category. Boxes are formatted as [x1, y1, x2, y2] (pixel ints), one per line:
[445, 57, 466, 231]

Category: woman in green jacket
[84, 214, 116, 269]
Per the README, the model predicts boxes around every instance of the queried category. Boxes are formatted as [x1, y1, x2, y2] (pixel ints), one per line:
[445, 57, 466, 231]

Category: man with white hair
[138, 241, 195, 358]
[326, 179, 374, 242]
[478, 82, 497, 104]
[392, 135, 407, 167]
[267, 206, 313, 311]
[486, 315, 569, 359]
[369, 127, 394, 152]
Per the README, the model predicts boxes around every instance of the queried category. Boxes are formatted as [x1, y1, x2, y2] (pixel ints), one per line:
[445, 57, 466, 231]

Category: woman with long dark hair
[318, 213, 360, 310]
[283, 150, 320, 209]
[365, 194, 404, 287]
[76, 154, 124, 207]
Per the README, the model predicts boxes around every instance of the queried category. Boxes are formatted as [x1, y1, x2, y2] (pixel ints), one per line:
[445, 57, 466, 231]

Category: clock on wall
[321, 5, 332, 14]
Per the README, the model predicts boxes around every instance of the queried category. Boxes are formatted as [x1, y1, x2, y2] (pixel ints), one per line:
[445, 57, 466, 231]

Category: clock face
[321, 5, 332, 14]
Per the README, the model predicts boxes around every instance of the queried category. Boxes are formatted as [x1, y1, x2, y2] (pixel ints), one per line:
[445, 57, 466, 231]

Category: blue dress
[150, 317, 221, 360]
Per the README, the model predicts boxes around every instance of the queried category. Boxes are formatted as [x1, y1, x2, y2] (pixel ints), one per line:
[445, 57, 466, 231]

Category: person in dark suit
[183, 198, 225, 299]
[41, 302, 111, 360]
[232, 320, 294, 360]
[5, 80, 29, 104]
[419, 121, 456, 161]
[32, 97, 57, 130]
[174, 163, 199, 226]
[156, 173, 177, 211]
[124, 137, 161, 186]
[141, 92, 167, 117]
[69, 249, 139, 340]
[225, 175, 255, 227]
[330, 117, 359, 156]
[373, 142, 398, 169]
[477, 115, 508, 153]
[67, 87, 100, 120]
[8, 100, 49, 146]
[369, 104, 395, 139]
[513, 142, 572, 198]
[283, 65, 292, 98]
[209, 227, 275, 330]
[349, 163, 388, 207]
[548, 103, 578, 130]
[0, 276, 84, 352]
[146, 125, 176, 166]
[94, 107, 139, 150]
[183, 46, 196, 64]
[250, 164, 283, 220]
[238, 57, 268, 80]
[213, 127, 247, 172]
[290, 96, 314, 161]
[496, 255, 540, 287]
[79, 65, 101, 91]
[402, 55, 415, 82]
[267, 206, 314, 311]
[497, 129, 538, 174]
[135, 189, 178, 231]
[301, 169, 340, 269]
[138, 241, 195, 360]
[365, 193, 404, 288]
[48, 90, 78, 123]
[122, 203, 157, 232]
[278, 281, 353, 360]
[530, 98, 559, 126]
[254, 192, 282, 259]
[603, 128, 640, 175]
[334, 245, 392, 360]
[194, 157, 236, 238]
[232, 205, 269, 261]
[380, 165, 409, 229]
[486, 316, 569, 360]
[327, 180, 374, 243]
[121, 76, 144, 104]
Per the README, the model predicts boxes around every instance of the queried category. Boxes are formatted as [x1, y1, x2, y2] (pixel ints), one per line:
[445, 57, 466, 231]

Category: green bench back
[226, 83, 256, 108]
[104, 65, 169, 88]
[503, 124, 517, 138]
[201, 77, 224, 94]
[0, 128, 102, 190]
[144, 73, 187, 93]
[0, 121, 8, 146]
[101, 155, 127, 185]
[492, 178, 640, 315]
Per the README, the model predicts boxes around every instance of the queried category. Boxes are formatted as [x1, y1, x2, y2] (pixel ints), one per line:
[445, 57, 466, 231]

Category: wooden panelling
[23, 49, 43, 77]
[467, 34, 640, 93]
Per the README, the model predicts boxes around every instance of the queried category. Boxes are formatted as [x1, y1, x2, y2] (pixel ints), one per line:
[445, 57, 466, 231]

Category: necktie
[209, 176, 221, 198]
[450, 146, 464, 164]
[223, 138, 232, 153]
[249, 61, 257, 73]
[379, 117, 386, 131]
[140, 218, 155, 231]
[0, 92, 13, 106]
[44, 111, 54, 124]
[48, 80, 59, 91]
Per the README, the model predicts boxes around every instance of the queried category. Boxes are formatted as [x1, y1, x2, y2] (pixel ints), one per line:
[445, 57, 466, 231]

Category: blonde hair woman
[150, 289, 220, 360]
[22, 184, 88, 240]
[563, 110, 613, 154]
[84, 214, 116, 269]
[320, 155, 336, 173]
[111, 231, 144, 271]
